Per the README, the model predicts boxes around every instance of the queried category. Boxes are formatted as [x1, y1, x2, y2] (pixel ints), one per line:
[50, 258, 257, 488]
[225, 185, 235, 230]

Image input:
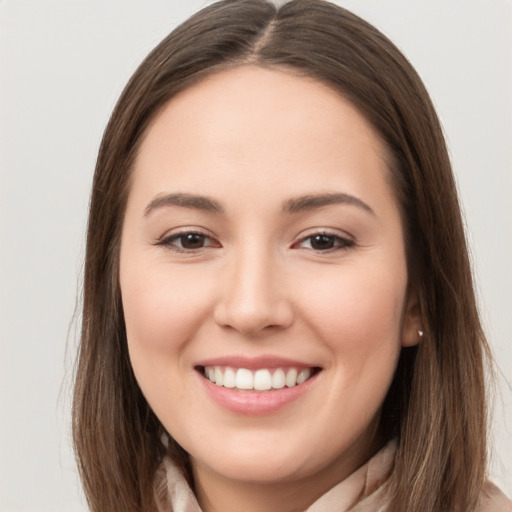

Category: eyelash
[294, 232, 355, 253]
[156, 230, 219, 253]
[156, 230, 355, 254]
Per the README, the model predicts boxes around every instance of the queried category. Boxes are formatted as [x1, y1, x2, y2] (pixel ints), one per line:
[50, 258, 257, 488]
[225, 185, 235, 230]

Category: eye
[157, 231, 220, 252]
[296, 232, 354, 252]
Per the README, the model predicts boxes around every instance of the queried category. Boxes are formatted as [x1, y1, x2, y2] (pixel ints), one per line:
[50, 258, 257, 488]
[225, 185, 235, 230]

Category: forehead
[130, 65, 395, 216]
[140, 65, 388, 157]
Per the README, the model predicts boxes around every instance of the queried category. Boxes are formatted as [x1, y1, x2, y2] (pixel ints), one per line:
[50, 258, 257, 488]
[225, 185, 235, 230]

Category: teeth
[272, 368, 285, 389]
[297, 368, 311, 384]
[254, 369, 272, 391]
[223, 367, 236, 388]
[285, 368, 298, 387]
[214, 367, 223, 386]
[203, 366, 314, 390]
[236, 368, 253, 390]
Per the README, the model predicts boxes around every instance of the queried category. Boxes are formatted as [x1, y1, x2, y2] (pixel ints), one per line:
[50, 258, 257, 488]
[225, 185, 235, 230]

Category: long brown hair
[73, 1, 489, 510]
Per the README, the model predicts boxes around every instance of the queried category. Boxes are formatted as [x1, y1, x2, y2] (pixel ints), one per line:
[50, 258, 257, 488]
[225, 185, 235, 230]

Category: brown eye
[179, 233, 207, 249]
[297, 232, 354, 252]
[309, 234, 337, 250]
[157, 231, 220, 252]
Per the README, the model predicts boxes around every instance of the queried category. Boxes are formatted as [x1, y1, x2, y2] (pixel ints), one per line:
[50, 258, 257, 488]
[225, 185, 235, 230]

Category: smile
[195, 357, 322, 414]
[202, 366, 315, 391]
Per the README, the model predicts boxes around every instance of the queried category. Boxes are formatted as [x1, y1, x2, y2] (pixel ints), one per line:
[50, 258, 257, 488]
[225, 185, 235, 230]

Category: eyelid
[155, 227, 221, 252]
[292, 228, 355, 252]
[153, 226, 354, 254]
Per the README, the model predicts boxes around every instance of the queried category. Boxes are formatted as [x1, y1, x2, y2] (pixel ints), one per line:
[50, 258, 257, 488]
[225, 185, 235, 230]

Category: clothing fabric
[153, 440, 511, 512]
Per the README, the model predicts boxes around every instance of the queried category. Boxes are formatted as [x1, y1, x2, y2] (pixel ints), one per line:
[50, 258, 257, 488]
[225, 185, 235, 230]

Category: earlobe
[401, 291, 424, 347]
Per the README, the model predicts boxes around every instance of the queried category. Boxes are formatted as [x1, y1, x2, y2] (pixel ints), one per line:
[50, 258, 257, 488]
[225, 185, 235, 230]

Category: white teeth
[297, 368, 311, 384]
[285, 368, 298, 387]
[272, 368, 285, 389]
[236, 368, 253, 390]
[254, 369, 272, 391]
[203, 366, 314, 390]
[223, 367, 236, 388]
[214, 367, 223, 386]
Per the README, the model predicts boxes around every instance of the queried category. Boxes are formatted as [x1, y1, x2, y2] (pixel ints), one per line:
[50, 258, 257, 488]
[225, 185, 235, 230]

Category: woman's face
[120, 66, 420, 494]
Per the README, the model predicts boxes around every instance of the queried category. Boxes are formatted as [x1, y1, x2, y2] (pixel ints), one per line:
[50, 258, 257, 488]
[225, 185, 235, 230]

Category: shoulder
[476, 481, 512, 512]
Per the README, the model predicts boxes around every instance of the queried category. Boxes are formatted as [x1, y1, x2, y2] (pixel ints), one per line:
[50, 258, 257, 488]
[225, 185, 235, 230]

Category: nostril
[213, 299, 294, 335]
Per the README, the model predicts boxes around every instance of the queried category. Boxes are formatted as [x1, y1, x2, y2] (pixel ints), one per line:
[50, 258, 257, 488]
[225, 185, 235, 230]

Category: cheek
[297, 260, 406, 362]
[299, 263, 406, 424]
[120, 262, 216, 431]
[121, 261, 212, 369]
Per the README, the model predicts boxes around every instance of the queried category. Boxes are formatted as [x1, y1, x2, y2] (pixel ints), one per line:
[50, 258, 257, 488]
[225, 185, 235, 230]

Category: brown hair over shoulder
[73, 1, 490, 511]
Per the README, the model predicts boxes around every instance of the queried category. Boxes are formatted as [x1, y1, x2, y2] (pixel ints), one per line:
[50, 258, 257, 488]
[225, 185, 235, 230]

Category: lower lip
[197, 371, 319, 415]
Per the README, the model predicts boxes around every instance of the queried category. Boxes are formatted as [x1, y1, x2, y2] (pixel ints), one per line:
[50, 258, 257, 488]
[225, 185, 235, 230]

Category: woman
[72, 1, 511, 511]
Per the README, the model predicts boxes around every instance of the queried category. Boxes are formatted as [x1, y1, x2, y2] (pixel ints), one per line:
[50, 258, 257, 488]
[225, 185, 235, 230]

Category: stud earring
[418, 329, 424, 338]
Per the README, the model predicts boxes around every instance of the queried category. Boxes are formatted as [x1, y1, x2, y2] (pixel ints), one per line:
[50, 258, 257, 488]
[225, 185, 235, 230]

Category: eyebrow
[144, 193, 224, 216]
[144, 191, 374, 217]
[283, 193, 375, 215]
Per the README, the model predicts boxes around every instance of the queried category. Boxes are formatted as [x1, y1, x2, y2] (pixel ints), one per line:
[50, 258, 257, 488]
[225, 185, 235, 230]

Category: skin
[119, 66, 422, 512]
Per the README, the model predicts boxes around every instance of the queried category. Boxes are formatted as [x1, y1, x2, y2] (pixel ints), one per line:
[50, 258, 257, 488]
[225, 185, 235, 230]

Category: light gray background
[1, 1, 510, 510]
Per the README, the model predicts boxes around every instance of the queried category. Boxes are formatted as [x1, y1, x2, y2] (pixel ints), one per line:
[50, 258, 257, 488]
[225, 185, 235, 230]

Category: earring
[418, 329, 424, 338]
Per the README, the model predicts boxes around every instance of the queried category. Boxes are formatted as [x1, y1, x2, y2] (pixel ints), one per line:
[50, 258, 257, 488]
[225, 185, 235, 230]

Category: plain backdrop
[0, 1, 510, 510]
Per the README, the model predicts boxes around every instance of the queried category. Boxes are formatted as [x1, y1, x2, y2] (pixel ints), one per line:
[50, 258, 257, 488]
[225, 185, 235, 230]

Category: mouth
[195, 365, 321, 392]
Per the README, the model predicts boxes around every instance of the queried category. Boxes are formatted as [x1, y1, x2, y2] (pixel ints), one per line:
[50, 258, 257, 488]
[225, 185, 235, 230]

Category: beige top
[153, 440, 511, 512]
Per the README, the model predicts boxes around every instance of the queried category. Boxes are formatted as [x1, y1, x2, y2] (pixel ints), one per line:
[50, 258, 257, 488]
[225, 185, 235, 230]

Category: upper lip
[195, 355, 319, 370]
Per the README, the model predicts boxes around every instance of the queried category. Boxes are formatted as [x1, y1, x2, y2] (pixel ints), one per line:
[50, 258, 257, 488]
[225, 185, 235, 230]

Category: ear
[401, 288, 423, 347]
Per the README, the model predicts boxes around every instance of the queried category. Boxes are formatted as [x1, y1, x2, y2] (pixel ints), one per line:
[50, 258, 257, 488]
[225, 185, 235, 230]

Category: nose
[213, 246, 294, 335]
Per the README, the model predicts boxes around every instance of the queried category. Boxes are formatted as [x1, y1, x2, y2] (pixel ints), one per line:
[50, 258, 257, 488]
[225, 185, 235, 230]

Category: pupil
[311, 234, 334, 250]
[182, 233, 204, 249]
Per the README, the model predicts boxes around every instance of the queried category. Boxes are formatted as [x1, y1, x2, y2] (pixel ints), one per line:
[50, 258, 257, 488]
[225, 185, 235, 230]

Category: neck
[190, 434, 383, 512]
[194, 475, 321, 512]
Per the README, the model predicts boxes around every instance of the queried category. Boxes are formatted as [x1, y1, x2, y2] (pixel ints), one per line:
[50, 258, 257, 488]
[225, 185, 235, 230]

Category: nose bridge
[215, 241, 292, 334]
